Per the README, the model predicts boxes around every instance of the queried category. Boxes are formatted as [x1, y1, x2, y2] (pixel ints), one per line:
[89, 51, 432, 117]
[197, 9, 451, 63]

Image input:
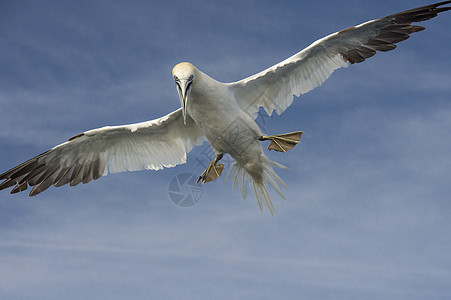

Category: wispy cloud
[0, 1, 450, 299]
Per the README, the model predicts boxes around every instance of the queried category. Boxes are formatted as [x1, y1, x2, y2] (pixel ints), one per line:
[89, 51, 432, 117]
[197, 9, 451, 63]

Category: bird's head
[172, 62, 196, 125]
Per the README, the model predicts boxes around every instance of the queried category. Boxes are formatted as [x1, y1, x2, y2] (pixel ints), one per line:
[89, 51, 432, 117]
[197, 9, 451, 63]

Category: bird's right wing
[229, 1, 451, 118]
[0, 108, 205, 196]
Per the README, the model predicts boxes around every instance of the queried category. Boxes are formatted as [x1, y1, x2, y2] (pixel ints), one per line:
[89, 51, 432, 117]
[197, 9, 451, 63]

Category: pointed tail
[225, 155, 288, 215]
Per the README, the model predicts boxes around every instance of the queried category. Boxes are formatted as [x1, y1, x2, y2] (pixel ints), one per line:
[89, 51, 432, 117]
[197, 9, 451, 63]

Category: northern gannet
[1, 2, 450, 214]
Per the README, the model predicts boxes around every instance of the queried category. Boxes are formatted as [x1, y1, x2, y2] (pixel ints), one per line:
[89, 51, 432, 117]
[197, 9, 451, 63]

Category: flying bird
[1, 2, 450, 214]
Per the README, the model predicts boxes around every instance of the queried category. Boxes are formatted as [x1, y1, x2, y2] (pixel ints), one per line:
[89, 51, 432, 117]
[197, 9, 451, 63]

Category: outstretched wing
[0, 108, 205, 196]
[229, 1, 451, 118]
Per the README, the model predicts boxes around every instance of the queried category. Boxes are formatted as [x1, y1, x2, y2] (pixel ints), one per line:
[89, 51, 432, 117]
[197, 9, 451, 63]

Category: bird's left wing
[229, 1, 451, 118]
[0, 108, 205, 196]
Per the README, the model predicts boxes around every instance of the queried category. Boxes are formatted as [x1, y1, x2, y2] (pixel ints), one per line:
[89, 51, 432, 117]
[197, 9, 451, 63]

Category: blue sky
[0, 0, 450, 299]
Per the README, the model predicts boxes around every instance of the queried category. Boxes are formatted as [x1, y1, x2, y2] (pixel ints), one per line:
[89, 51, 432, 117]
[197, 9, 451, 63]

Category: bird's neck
[187, 71, 233, 125]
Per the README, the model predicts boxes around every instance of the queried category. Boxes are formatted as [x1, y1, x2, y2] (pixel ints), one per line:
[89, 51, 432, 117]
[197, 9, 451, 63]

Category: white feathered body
[187, 70, 262, 162]
[187, 69, 287, 213]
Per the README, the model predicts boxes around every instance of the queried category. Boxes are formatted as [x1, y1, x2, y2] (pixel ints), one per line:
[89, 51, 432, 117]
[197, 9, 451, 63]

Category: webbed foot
[196, 154, 224, 184]
[259, 131, 303, 152]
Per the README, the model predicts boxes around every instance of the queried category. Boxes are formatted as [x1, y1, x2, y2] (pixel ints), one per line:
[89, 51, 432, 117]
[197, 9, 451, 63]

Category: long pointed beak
[176, 79, 192, 125]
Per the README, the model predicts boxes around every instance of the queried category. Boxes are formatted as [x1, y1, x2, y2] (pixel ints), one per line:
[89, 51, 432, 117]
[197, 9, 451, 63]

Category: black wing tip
[29, 187, 42, 197]
[1, 153, 107, 196]
[432, 1, 451, 8]
[0, 150, 51, 179]
[0, 178, 16, 191]
[399, 1, 451, 13]
[437, 6, 451, 14]
[391, 1, 451, 23]
[341, 2, 449, 64]
[10, 182, 28, 194]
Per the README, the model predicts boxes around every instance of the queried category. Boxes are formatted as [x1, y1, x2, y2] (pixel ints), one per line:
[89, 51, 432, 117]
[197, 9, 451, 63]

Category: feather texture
[0, 108, 205, 196]
[225, 155, 288, 215]
[230, 1, 451, 118]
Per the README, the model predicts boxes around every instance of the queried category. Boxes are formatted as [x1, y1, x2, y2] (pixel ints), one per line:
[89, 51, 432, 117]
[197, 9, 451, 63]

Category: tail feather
[226, 155, 288, 215]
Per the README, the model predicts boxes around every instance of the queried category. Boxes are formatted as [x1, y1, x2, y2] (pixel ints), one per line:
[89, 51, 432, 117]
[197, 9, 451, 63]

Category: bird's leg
[259, 131, 303, 152]
[196, 154, 224, 184]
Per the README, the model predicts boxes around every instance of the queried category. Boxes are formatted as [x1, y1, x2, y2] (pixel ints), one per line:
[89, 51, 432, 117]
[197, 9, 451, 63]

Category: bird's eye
[173, 75, 179, 81]
[189, 75, 194, 81]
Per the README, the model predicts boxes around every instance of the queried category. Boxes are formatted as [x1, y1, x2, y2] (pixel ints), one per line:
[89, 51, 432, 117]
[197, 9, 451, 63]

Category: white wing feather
[230, 2, 450, 118]
[0, 108, 205, 196]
